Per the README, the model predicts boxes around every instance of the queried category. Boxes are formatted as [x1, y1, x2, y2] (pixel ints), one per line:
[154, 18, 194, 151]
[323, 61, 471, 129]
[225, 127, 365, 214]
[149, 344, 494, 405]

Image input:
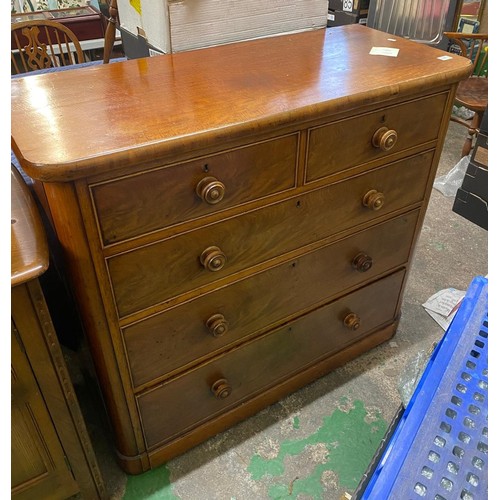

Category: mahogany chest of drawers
[11, 25, 471, 473]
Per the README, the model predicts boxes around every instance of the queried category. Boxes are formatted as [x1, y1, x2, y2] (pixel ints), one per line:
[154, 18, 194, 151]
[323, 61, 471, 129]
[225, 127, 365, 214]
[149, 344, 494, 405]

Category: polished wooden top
[11, 166, 48, 286]
[11, 25, 471, 182]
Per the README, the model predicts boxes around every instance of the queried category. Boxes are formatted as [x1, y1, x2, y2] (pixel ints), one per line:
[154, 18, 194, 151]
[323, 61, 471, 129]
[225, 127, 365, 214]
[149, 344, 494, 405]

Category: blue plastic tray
[361, 276, 488, 499]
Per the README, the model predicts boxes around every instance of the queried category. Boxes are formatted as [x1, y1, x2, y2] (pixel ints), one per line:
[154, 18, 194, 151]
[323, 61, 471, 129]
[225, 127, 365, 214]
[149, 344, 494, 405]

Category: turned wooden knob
[363, 189, 385, 211]
[343, 312, 361, 331]
[372, 127, 398, 151]
[200, 246, 226, 272]
[352, 252, 373, 272]
[211, 378, 232, 399]
[196, 176, 226, 205]
[206, 313, 229, 337]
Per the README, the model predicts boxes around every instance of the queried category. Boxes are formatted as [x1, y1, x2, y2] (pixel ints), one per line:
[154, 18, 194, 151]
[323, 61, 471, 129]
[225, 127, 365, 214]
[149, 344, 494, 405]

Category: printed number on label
[343, 0, 353, 12]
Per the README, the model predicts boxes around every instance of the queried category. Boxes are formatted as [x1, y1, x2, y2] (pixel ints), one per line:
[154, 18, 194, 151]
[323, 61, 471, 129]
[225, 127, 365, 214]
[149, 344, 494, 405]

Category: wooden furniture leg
[462, 111, 483, 158]
[103, 0, 118, 64]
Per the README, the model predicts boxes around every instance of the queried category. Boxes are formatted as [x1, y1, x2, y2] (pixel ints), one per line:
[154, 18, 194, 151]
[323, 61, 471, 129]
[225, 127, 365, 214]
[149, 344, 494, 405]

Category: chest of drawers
[11, 25, 471, 473]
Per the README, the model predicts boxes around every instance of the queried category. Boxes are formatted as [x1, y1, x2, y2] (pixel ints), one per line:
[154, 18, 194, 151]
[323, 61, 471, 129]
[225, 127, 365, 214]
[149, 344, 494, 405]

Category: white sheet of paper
[425, 308, 459, 331]
[422, 288, 466, 330]
[423, 288, 465, 316]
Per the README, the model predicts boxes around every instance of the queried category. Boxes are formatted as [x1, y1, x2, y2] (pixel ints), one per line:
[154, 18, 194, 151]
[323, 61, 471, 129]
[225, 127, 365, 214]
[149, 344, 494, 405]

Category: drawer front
[125, 211, 419, 387]
[306, 93, 447, 182]
[137, 270, 405, 449]
[91, 134, 299, 245]
[108, 151, 433, 317]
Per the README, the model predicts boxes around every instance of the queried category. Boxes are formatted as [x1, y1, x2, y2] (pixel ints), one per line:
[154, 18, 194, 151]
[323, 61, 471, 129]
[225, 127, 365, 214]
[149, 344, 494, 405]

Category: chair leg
[103, 0, 119, 64]
[461, 112, 482, 157]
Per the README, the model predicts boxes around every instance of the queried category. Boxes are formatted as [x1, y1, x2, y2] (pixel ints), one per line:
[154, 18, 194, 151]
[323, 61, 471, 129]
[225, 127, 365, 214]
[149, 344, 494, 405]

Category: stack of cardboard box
[452, 108, 488, 230]
[116, 0, 328, 57]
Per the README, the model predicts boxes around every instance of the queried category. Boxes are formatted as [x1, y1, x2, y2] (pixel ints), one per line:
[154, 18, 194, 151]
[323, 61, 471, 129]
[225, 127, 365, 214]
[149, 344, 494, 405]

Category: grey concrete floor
[79, 121, 488, 500]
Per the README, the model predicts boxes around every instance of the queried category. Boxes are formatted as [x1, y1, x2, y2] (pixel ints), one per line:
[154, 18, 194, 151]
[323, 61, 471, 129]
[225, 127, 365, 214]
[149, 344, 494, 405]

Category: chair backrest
[443, 32, 488, 77]
[11, 19, 85, 75]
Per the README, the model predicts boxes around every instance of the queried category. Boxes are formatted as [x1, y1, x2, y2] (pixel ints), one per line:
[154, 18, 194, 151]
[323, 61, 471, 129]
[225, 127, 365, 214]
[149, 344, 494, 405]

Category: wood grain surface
[11, 25, 471, 181]
[11, 166, 48, 286]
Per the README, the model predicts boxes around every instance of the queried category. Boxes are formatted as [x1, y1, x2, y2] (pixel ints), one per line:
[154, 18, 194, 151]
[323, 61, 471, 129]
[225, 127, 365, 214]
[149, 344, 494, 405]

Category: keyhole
[203, 164, 209, 172]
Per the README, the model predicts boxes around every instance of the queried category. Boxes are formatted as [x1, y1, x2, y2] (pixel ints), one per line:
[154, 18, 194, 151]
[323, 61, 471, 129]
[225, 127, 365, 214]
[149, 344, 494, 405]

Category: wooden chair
[443, 32, 488, 157]
[102, 0, 119, 64]
[11, 19, 85, 75]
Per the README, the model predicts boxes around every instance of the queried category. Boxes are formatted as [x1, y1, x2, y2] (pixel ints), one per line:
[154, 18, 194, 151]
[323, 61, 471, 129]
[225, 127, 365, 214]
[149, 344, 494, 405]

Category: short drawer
[90, 134, 299, 245]
[137, 270, 405, 450]
[124, 211, 419, 387]
[306, 92, 448, 182]
[108, 151, 433, 317]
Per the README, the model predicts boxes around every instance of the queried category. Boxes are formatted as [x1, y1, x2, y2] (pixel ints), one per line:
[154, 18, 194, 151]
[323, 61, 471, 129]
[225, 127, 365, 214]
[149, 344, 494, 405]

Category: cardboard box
[452, 108, 488, 230]
[116, 0, 169, 54]
[329, 0, 370, 14]
[471, 132, 488, 169]
[119, 25, 163, 59]
[117, 0, 328, 55]
[327, 9, 367, 27]
[452, 188, 487, 230]
[461, 161, 487, 202]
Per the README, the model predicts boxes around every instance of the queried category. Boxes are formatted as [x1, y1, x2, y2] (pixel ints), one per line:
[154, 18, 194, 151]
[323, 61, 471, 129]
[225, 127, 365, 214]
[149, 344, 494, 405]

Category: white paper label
[343, 0, 353, 12]
[369, 47, 400, 57]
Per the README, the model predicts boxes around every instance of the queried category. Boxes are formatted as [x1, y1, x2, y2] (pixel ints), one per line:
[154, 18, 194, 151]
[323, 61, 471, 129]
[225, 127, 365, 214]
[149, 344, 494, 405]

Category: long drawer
[90, 133, 299, 245]
[108, 151, 433, 317]
[137, 270, 405, 450]
[306, 92, 447, 182]
[124, 211, 419, 388]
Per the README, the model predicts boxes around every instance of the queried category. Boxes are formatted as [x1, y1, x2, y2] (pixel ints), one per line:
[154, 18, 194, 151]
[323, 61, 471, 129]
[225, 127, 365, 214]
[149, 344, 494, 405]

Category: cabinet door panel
[11, 325, 78, 500]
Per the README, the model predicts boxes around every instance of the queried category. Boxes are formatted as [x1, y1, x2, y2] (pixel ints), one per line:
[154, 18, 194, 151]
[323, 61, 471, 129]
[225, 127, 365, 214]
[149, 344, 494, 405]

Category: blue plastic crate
[361, 276, 488, 499]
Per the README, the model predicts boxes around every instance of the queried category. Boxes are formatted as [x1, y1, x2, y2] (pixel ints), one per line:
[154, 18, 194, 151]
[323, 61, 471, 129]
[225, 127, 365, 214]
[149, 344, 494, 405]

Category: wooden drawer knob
[352, 252, 373, 272]
[343, 312, 361, 331]
[372, 126, 398, 151]
[206, 313, 229, 337]
[196, 176, 226, 205]
[211, 378, 232, 399]
[363, 189, 385, 211]
[200, 246, 226, 272]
